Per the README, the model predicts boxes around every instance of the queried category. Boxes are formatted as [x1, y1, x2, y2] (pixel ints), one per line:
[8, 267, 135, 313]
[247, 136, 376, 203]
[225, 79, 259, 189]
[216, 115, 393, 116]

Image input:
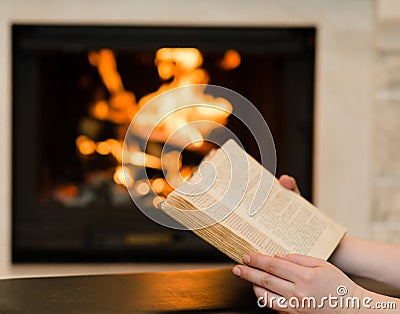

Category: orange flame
[79, 47, 233, 198]
[219, 49, 241, 70]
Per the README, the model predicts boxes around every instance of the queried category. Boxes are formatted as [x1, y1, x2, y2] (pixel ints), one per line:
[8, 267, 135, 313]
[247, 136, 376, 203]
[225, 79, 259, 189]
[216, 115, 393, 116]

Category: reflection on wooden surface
[0, 267, 273, 313]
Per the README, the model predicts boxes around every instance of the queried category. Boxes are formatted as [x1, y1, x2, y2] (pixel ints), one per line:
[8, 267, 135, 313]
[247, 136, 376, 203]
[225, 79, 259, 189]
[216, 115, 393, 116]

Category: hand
[279, 174, 300, 195]
[232, 253, 364, 313]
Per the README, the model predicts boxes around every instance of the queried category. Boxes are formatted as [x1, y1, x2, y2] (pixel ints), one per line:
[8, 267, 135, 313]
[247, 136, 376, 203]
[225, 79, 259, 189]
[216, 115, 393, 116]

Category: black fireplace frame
[12, 25, 315, 263]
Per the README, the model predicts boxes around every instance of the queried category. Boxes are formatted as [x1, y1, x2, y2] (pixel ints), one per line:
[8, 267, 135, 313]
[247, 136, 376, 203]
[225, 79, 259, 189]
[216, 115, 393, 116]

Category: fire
[155, 48, 203, 72]
[77, 47, 235, 200]
[88, 49, 137, 124]
[128, 152, 162, 170]
[96, 141, 111, 155]
[132, 47, 232, 147]
[219, 49, 241, 70]
[76, 135, 96, 155]
[151, 178, 166, 194]
[88, 49, 124, 94]
[106, 139, 123, 163]
[113, 166, 134, 188]
[135, 181, 151, 196]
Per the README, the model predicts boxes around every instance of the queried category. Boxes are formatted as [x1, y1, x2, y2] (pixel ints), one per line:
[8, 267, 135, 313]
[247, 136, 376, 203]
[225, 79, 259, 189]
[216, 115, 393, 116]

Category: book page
[170, 139, 345, 259]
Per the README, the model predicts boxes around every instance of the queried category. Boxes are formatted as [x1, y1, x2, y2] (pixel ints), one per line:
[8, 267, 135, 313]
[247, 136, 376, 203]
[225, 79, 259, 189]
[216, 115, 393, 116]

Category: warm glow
[164, 164, 194, 189]
[194, 100, 232, 120]
[129, 152, 162, 169]
[80, 46, 234, 200]
[155, 48, 203, 72]
[88, 51, 99, 67]
[183, 125, 204, 147]
[86, 47, 232, 153]
[91, 100, 109, 120]
[94, 49, 124, 94]
[152, 196, 166, 208]
[180, 166, 193, 181]
[76, 135, 96, 155]
[96, 141, 111, 155]
[152, 178, 166, 194]
[113, 166, 134, 187]
[134, 48, 232, 147]
[135, 181, 151, 196]
[108, 91, 137, 124]
[54, 184, 79, 199]
[191, 140, 203, 148]
[87, 49, 137, 125]
[166, 171, 184, 189]
[107, 139, 123, 162]
[161, 151, 182, 172]
[220, 49, 241, 70]
[157, 61, 175, 80]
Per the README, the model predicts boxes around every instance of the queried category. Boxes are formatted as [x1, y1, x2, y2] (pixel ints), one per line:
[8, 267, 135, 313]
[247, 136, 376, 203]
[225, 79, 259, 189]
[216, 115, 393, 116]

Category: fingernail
[243, 255, 251, 264]
[274, 254, 286, 259]
[232, 266, 241, 276]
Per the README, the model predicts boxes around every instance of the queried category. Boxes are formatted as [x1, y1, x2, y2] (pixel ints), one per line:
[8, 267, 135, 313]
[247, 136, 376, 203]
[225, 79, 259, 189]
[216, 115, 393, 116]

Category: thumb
[279, 174, 300, 194]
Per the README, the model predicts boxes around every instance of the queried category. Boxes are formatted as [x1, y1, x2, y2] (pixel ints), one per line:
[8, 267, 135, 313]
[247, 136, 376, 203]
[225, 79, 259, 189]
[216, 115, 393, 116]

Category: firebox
[12, 25, 315, 263]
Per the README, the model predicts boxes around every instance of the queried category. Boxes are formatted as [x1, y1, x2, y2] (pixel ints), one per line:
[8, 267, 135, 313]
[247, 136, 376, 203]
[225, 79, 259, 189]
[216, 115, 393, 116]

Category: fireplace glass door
[12, 25, 315, 263]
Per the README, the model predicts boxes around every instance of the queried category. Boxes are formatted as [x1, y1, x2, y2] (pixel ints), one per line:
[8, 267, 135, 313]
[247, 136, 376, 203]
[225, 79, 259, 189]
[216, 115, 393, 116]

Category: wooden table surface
[0, 267, 272, 313]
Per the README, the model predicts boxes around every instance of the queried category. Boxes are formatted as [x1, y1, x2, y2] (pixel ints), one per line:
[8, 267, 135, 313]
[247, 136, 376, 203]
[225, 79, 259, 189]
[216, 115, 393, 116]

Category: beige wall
[0, 0, 377, 277]
[371, 0, 400, 242]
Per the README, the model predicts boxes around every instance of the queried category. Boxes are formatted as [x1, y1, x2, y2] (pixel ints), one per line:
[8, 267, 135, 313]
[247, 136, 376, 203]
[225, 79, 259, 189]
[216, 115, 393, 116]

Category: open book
[160, 139, 346, 263]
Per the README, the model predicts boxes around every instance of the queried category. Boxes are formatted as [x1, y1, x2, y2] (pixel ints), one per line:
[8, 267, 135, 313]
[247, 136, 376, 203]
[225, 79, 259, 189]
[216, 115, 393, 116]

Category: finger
[279, 174, 300, 194]
[232, 265, 294, 298]
[243, 253, 305, 282]
[275, 253, 324, 268]
[253, 285, 290, 312]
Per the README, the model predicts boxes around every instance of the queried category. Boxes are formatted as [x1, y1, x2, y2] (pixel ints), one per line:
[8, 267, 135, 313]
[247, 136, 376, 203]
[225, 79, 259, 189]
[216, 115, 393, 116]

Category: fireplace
[12, 25, 315, 263]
